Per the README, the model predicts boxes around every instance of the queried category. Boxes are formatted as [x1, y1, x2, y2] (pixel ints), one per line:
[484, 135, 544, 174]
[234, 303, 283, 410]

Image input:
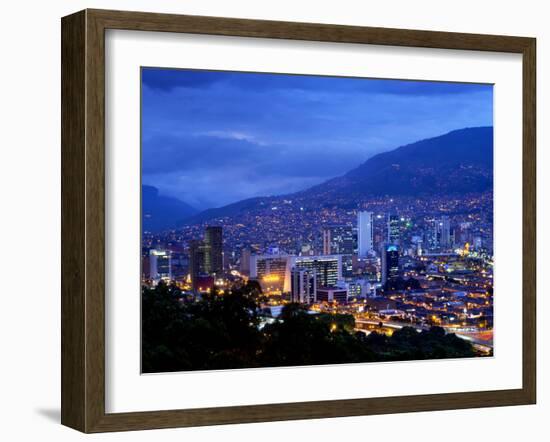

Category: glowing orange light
[262, 275, 280, 282]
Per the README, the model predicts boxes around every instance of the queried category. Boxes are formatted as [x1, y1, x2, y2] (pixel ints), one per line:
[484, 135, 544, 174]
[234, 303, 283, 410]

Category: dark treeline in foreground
[142, 282, 477, 373]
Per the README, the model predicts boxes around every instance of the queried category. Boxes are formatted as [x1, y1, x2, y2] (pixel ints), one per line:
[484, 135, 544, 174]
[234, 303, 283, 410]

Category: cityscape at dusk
[141, 67, 494, 373]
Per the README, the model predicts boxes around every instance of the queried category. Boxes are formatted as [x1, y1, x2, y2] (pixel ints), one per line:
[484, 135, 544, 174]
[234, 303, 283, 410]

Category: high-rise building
[169, 250, 189, 282]
[456, 222, 472, 247]
[249, 253, 342, 294]
[240, 248, 251, 275]
[322, 225, 354, 278]
[322, 225, 354, 255]
[322, 228, 332, 255]
[189, 240, 207, 290]
[381, 244, 400, 286]
[204, 226, 223, 276]
[290, 268, 317, 304]
[426, 218, 439, 250]
[387, 214, 400, 245]
[439, 216, 451, 248]
[357, 211, 373, 258]
[141, 254, 151, 280]
[428, 216, 452, 250]
[250, 252, 292, 293]
[292, 255, 342, 288]
[341, 255, 354, 278]
[149, 249, 172, 282]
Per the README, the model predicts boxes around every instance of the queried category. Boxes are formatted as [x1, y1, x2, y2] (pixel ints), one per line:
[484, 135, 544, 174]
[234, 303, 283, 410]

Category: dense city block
[142, 191, 493, 370]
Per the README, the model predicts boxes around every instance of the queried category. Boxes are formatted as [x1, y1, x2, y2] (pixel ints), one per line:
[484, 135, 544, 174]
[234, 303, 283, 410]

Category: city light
[262, 275, 280, 282]
[140, 69, 495, 372]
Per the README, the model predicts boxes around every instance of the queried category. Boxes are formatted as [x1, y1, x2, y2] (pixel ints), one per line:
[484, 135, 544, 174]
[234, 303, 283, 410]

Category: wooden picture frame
[61, 8, 536, 433]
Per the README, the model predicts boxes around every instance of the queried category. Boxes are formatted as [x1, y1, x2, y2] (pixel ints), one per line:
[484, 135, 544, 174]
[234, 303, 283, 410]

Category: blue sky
[142, 68, 493, 210]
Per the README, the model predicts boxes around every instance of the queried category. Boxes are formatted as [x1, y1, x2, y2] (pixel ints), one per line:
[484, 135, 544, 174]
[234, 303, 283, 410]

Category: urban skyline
[141, 68, 494, 373]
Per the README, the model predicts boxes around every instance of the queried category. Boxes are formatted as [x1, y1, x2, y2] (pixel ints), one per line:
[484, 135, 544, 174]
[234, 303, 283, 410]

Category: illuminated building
[456, 222, 472, 246]
[316, 287, 348, 304]
[381, 244, 400, 286]
[387, 214, 400, 245]
[322, 225, 354, 277]
[291, 268, 317, 303]
[149, 249, 172, 282]
[292, 255, 342, 288]
[426, 218, 439, 250]
[428, 216, 452, 250]
[344, 279, 376, 299]
[357, 211, 373, 258]
[439, 216, 451, 248]
[411, 235, 423, 256]
[170, 250, 189, 282]
[250, 253, 342, 293]
[250, 252, 292, 293]
[189, 240, 207, 290]
[322, 228, 331, 255]
[189, 226, 223, 290]
[204, 226, 223, 276]
[322, 225, 354, 255]
[341, 255, 354, 278]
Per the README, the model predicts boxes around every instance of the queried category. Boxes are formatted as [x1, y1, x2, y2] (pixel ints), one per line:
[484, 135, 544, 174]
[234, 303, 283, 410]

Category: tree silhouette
[142, 283, 478, 373]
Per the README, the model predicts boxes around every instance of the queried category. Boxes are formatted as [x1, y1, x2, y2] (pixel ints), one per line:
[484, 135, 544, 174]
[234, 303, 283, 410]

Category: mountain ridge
[184, 126, 493, 225]
[300, 126, 493, 200]
[142, 185, 198, 232]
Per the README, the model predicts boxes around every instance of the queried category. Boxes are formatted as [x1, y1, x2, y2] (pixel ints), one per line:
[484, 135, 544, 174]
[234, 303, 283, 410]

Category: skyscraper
[387, 214, 400, 245]
[290, 268, 317, 303]
[328, 225, 354, 254]
[169, 249, 189, 282]
[428, 216, 452, 250]
[240, 248, 251, 275]
[149, 249, 172, 283]
[204, 226, 223, 276]
[381, 244, 400, 286]
[189, 240, 207, 290]
[322, 227, 332, 255]
[439, 216, 451, 248]
[357, 211, 373, 258]
[427, 218, 439, 250]
[292, 255, 342, 288]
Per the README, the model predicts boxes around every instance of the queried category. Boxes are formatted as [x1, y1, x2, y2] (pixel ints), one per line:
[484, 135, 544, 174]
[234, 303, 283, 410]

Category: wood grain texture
[84, 9, 107, 433]
[61, 8, 537, 433]
[522, 38, 537, 403]
[61, 10, 86, 432]
[89, 8, 533, 52]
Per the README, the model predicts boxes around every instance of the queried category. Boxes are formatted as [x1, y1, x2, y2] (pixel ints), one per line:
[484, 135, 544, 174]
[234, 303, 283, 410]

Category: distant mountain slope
[185, 127, 493, 224]
[142, 185, 197, 232]
[305, 126, 493, 199]
[183, 196, 268, 225]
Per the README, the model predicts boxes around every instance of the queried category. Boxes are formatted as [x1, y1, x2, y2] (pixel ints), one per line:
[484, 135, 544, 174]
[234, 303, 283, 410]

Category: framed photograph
[61, 9, 536, 433]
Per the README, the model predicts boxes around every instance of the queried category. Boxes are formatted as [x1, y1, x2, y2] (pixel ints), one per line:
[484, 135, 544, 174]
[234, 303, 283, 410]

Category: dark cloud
[142, 68, 226, 91]
[142, 67, 492, 96]
[142, 133, 363, 209]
